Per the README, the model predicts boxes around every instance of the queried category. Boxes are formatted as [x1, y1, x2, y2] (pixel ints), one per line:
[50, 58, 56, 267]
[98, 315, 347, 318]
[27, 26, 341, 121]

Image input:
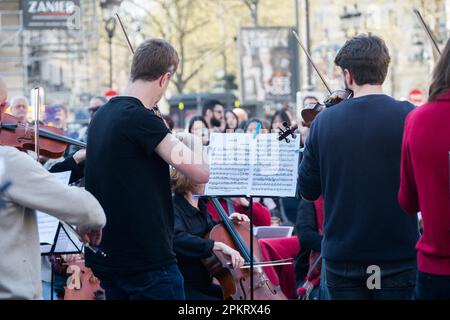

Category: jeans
[185, 283, 223, 300]
[319, 259, 330, 300]
[414, 271, 450, 300]
[97, 264, 185, 300]
[326, 259, 416, 300]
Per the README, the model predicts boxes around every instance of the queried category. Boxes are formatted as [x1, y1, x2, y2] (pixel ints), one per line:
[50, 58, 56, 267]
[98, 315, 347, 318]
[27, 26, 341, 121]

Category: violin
[50, 254, 105, 300]
[0, 112, 86, 159]
[292, 30, 353, 127]
[202, 198, 288, 300]
[278, 122, 298, 143]
[301, 89, 353, 126]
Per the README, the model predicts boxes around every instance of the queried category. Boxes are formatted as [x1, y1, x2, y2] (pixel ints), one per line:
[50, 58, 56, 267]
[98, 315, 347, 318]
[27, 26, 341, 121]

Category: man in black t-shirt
[85, 39, 209, 300]
[299, 35, 418, 300]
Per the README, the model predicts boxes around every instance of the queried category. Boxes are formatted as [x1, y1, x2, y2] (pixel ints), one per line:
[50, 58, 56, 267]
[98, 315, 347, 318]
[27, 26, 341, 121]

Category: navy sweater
[299, 94, 419, 263]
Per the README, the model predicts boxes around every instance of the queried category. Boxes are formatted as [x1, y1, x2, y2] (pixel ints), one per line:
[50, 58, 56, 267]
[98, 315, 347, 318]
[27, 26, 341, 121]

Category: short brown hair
[131, 39, 179, 82]
[334, 34, 390, 86]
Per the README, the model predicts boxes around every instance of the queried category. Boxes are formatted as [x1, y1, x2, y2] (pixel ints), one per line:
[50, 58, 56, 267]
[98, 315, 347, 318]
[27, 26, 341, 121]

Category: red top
[399, 90, 450, 275]
[206, 199, 272, 227]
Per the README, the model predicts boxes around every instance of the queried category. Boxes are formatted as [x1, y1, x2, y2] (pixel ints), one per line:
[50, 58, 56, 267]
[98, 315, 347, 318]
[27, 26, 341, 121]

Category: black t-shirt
[85, 96, 174, 274]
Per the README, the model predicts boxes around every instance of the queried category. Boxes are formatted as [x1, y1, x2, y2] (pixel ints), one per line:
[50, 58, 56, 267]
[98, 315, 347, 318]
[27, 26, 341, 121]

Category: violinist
[84, 39, 209, 300]
[0, 77, 106, 300]
[298, 34, 418, 300]
[172, 133, 247, 300]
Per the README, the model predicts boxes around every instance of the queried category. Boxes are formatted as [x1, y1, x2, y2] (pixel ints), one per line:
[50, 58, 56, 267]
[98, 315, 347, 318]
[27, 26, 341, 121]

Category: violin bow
[115, 13, 135, 54]
[32, 87, 41, 159]
[61, 222, 107, 257]
[229, 258, 294, 269]
[292, 30, 333, 95]
[115, 13, 166, 121]
[413, 9, 442, 56]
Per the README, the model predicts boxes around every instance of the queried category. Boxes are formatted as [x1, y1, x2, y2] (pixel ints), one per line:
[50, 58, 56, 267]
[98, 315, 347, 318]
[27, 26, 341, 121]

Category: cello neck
[210, 197, 253, 262]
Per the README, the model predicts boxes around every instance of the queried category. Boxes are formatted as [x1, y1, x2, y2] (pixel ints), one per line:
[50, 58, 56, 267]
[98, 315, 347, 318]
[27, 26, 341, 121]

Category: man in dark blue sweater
[298, 34, 419, 300]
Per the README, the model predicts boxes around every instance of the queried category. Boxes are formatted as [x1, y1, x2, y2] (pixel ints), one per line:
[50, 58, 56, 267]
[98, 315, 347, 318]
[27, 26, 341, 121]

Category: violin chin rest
[301, 108, 321, 123]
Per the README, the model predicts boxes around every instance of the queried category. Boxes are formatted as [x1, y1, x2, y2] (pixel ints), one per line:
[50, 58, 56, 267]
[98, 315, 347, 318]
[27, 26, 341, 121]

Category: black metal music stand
[40, 222, 83, 300]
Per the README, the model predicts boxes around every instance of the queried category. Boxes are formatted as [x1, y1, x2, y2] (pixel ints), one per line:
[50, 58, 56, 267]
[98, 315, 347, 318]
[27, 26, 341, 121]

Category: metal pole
[249, 196, 254, 300]
[305, 0, 312, 89]
[302, 0, 312, 91]
[33, 87, 40, 160]
[108, 36, 113, 89]
[293, 0, 302, 93]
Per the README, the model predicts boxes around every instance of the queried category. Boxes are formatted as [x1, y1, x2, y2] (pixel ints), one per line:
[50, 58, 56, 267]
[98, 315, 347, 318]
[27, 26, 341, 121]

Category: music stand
[41, 222, 84, 300]
[203, 130, 300, 300]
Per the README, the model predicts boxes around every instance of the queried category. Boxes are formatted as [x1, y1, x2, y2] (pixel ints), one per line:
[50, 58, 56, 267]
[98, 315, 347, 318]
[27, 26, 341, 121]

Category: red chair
[258, 237, 300, 299]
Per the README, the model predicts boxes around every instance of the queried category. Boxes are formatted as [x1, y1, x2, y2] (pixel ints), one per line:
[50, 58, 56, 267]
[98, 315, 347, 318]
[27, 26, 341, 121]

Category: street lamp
[340, 4, 363, 37]
[101, 0, 121, 89]
[105, 18, 117, 89]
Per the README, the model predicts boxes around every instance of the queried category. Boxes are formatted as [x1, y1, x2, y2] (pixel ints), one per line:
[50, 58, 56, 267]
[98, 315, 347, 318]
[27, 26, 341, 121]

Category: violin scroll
[278, 122, 298, 143]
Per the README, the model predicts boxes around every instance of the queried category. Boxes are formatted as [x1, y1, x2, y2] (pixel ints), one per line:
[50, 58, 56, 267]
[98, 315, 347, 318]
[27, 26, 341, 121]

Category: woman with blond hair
[171, 133, 249, 300]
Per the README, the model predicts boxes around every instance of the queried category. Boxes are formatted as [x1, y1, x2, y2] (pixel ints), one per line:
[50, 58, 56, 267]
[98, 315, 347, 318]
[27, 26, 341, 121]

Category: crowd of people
[0, 33, 449, 301]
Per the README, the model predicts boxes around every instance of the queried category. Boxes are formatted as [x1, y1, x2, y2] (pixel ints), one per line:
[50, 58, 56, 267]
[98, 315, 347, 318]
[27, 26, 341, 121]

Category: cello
[203, 198, 288, 300]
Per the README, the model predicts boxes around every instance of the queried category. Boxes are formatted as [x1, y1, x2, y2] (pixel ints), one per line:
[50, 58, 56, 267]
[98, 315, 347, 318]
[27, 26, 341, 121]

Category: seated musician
[171, 133, 248, 300]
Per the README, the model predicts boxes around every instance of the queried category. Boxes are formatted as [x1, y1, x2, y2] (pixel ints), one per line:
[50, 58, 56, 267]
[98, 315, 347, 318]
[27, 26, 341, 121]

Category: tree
[240, 0, 260, 26]
[124, 0, 230, 93]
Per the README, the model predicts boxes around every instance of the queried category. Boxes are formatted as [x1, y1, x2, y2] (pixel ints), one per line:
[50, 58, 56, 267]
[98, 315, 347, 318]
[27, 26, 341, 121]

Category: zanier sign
[21, 0, 80, 30]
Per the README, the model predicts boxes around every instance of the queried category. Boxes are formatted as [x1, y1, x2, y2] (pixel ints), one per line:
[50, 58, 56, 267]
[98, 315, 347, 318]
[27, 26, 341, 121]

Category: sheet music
[37, 213, 60, 245]
[205, 133, 300, 197]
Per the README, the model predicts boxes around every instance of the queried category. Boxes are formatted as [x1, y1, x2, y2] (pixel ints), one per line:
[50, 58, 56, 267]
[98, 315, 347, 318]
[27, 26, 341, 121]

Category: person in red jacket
[206, 197, 272, 227]
[398, 39, 450, 300]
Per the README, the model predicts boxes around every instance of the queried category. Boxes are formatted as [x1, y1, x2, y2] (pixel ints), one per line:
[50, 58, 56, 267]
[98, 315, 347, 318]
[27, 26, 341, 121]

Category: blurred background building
[0, 0, 449, 126]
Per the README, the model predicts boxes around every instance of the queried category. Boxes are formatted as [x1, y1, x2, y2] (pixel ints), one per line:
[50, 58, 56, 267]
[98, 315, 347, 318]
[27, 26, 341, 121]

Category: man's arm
[48, 149, 85, 184]
[4, 147, 105, 230]
[156, 133, 209, 184]
[131, 111, 209, 185]
[296, 199, 322, 252]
